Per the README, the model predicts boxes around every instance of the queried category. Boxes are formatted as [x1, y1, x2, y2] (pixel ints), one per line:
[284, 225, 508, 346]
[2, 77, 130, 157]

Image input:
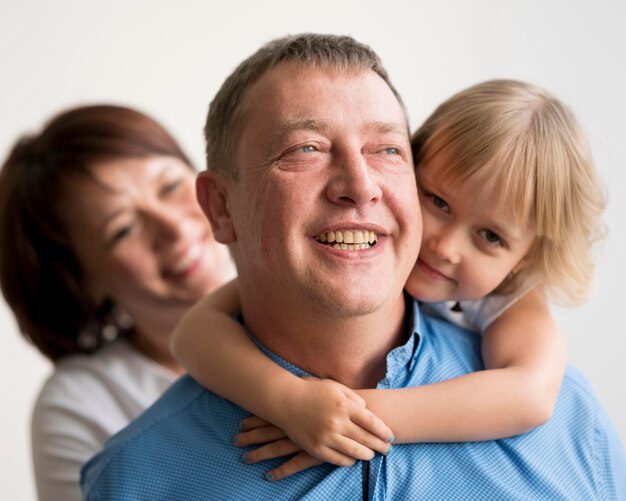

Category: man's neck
[241, 293, 410, 389]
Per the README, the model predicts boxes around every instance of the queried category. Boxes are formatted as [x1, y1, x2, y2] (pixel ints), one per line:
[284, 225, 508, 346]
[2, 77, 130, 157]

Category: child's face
[405, 154, 537, 303]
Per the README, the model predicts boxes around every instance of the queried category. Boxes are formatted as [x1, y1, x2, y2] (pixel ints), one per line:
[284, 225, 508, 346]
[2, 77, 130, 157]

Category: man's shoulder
[402, 305, 626, 498]
[80, 375, 209, 492]
[79, 373, 345, 500]
[418, 304, 608, 420]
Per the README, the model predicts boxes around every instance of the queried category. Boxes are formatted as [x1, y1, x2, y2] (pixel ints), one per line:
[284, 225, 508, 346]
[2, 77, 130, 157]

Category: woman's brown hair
[0, 105, 192, 361]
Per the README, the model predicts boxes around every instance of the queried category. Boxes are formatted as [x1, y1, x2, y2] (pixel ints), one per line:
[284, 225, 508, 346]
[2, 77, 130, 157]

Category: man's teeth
[170, 243, 202, 274]
[317, 230, 378, 250]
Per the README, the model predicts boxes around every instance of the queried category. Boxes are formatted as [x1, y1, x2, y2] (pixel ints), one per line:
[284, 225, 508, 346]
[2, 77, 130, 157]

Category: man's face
[213, 62, 421, 318]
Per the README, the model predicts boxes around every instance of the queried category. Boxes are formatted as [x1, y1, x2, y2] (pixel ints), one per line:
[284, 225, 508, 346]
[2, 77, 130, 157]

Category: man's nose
[427, 226, 462, 264]
[325, 149, 382, 207]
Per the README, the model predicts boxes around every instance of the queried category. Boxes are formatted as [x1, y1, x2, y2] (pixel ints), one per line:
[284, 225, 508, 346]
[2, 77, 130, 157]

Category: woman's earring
[97, 300, 134, 342]
[78, 326, 99, 350]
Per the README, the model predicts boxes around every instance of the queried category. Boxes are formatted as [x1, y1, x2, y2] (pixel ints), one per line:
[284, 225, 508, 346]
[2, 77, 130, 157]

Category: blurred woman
[0, 105, 234, 500]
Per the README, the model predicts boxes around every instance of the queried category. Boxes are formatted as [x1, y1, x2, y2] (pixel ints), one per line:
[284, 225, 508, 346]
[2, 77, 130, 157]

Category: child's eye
[479, 229, 504, 247]
[429, 194, 449, 213]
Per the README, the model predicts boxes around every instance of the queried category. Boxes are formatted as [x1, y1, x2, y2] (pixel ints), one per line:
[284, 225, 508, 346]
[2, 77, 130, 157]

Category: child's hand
[236, 416, 324, 480]
[236, 378, 393, 468]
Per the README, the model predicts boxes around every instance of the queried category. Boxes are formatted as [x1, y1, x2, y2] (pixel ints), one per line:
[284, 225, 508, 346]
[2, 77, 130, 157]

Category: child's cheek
[404, 261, 426, 301]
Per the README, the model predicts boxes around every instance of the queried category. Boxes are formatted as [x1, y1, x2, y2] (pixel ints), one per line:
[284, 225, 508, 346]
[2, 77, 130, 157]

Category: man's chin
[303, 283, 401, 318]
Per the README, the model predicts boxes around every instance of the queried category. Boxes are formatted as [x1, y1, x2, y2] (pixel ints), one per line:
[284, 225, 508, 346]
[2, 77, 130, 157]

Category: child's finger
[264, 452, 324, 481]
[242, 438, 301, 463]
[234, 424, 287, 447]
[332, 435, 377, 462]
[239, 415, 270, 431]
[343, 423, 391, 456]
[243, 438, 359, 468]
[311, 447, 358, 467]
[351, 406, 394, 443]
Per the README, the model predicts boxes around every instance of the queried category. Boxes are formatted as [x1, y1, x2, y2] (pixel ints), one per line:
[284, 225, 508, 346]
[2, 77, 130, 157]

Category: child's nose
[428, 230, 462, 264]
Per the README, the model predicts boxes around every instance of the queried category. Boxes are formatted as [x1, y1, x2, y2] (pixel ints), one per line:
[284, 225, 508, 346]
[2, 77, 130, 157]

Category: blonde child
[171, 79, 605, 480]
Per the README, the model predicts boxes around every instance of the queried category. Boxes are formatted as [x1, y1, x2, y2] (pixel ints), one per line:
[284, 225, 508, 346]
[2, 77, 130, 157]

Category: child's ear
[196, 171, 236, 244]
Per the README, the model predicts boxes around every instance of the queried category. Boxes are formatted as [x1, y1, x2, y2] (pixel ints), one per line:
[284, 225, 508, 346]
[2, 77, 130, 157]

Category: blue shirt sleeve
[596, 402, 626, 499]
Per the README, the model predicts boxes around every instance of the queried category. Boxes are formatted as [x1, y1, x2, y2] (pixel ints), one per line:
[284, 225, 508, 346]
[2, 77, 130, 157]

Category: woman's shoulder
[30, 339, 176, 501]
[33, 338, 176, 426]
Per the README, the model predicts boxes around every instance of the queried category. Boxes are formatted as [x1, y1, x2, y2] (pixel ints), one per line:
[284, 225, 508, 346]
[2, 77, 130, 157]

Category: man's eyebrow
[276, 119, 406, 139]
[269, 119, 408, 155]
[275, 119, 328, 138]
[366, 121, 408, 136]
[269, 119, 328, 154]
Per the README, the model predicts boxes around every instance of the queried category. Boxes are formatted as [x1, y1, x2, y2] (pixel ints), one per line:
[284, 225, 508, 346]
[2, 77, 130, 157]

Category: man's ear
[196, 171, 236, 244]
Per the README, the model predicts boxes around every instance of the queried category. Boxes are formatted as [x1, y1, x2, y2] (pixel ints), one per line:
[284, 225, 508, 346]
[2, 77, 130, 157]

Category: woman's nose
[150, 205, 187, 246]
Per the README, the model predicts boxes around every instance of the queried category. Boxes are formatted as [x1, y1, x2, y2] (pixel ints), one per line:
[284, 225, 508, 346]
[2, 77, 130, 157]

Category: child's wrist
[263, 373, 306, 426]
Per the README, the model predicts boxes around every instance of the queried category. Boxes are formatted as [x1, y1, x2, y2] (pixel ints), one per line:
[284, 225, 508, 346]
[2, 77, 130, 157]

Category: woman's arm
[358, 287, 565, 442]
[170, 279, 393, 465]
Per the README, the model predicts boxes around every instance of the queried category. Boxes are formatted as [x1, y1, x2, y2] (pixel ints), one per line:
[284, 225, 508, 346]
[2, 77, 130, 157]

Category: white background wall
[1, 1, 625, 498]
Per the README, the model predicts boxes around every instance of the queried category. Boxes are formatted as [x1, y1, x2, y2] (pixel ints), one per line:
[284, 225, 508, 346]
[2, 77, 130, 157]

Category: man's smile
[316, 229, 378, 250]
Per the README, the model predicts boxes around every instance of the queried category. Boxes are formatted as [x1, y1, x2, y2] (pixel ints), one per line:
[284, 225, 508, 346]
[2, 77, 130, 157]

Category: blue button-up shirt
[82, 300, 626, 500]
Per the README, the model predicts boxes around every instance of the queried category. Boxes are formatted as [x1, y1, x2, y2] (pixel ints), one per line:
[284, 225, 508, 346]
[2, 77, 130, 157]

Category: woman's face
[59, 156, 233, 330]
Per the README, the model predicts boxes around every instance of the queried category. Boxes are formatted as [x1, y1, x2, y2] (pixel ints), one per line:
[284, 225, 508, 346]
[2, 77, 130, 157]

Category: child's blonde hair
[411, 79, 606, 306]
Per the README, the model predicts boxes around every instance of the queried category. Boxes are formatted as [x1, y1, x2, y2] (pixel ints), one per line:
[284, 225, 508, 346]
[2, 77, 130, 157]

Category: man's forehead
[243, 62, 408, 129]
[248, 62, 392, 103]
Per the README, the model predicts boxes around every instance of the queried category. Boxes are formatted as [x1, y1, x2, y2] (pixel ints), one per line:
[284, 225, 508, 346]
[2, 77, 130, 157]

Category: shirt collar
[379, 296, 423, 386]
[236, 295, 423, 386]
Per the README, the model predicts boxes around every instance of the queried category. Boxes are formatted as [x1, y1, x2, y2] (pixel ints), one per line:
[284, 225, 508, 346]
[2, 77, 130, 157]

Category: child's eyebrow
[486, 218, 526, 244]
[416, 173, 451, 197]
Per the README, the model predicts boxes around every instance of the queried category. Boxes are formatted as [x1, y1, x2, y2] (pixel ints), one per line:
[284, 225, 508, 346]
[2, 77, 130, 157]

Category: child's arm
[357, 287, 565, 442]
[235, 288, 565, 481]
[170, 279, 394, 465]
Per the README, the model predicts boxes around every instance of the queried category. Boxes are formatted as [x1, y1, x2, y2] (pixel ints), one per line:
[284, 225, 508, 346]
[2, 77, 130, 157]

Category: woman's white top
[31, 338, 177, 501]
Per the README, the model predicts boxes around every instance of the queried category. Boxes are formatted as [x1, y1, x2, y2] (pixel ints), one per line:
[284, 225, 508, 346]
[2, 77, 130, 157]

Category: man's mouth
[316, 230, 378, 250]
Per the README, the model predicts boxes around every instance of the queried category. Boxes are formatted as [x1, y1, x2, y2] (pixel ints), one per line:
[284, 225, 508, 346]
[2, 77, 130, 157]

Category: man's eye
[298, 145, 318, 153]
[479, 229, 504, 247]
[382, 147, 400, 155]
